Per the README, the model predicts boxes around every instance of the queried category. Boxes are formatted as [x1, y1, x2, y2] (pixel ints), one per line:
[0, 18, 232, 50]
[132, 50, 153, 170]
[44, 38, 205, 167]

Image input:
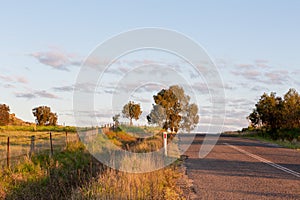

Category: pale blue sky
[1, 1, 299, 131]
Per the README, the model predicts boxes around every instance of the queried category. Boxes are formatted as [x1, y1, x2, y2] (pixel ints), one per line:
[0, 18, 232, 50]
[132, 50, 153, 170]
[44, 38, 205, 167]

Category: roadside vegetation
[0, 85, 197, 199]
[244, 88, 300, 149]
[0, 125, 187, 199]
[0, 141, 97, 199]
[240, 128, 300, 149]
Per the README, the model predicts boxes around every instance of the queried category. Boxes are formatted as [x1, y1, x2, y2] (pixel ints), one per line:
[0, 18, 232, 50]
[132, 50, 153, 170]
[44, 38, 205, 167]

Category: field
[0, 126, 78, 168]
[0, 125, 189, 199]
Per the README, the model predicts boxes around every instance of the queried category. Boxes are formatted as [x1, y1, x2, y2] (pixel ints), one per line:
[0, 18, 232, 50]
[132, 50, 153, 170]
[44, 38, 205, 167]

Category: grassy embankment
[239, 128, 300, 149]
[0, 125, 187, 199]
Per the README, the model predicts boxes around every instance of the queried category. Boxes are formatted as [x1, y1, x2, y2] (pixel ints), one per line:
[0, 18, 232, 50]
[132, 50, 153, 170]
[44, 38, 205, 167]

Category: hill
[8, 113, 33, 126]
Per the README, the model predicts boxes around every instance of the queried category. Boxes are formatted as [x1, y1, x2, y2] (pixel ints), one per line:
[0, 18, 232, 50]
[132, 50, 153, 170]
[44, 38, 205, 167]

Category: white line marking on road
[224, 143, 300, 178]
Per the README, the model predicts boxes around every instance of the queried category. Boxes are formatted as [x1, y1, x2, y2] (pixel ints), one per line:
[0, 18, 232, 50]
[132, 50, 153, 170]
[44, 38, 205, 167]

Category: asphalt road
[182, 134, 300, 200]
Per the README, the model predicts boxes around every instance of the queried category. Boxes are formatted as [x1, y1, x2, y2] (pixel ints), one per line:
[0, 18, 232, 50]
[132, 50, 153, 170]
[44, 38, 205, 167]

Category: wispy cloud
[254, 59, 269, 68]
[264, 70, 290, 85]
[232, 69, 261, 80]
[15, 76, 29, 84]
[15, 90, 58, 99]
[53, 85, 74, 92]
[35, 90, 58, 99]
[236, 64, 254, 69]
[30, 48, 81, 71]
[15, 93, 36, 99]
[0, 74, 13, 82]
[0, 74, 29, 84]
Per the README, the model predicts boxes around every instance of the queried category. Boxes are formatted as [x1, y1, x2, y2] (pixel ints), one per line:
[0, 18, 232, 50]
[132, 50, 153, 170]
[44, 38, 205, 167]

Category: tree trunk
[130, 118, 133, 126]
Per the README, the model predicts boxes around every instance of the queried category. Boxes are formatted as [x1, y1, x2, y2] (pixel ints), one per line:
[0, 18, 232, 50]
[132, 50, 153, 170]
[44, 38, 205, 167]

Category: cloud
[0, 74, 13, 82]
[129, 94, 152, 103]
[15, 93, 36, 99]
[232, 69, 261, 80]
[15, 90, 58, 99]
[250, 85, 269, 92]
[3, 84, 15, 88]
[30, 49, 81, 71]
[255, 59, 269, 68]
[0, 74, 29, 84]
[35, 90, 58, 99]
[15, 76, 28, 84]
[236, 64, 254, 69]
[53, 85, 74, 92]
[192, 82, 209, 94]
[264, 70, 290, 85]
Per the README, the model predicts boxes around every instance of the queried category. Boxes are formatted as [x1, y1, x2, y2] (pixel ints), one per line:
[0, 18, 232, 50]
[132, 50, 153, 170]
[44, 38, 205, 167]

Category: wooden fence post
[7, 137, 10, 168]
[49, 132, 53, 156]
[65, 131, 68, 147]
[29, 135, 35, 157]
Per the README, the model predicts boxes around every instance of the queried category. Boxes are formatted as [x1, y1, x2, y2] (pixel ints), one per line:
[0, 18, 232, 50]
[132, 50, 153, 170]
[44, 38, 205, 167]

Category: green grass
[242, 132, 300, 149]
[119, 125, 162, 138]
[0, 125, 77, 132]
[0, 130, 79, 168]
[0, 142, 95, 199]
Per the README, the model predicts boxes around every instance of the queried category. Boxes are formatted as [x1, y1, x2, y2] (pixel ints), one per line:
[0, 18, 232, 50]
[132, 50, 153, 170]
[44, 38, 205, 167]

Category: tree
[147, 104, 166, 127]
[252, 92, 284, 131]
[112, 114, 120, 127]
[0, 104, 10, 126]
[283, 88, 300, 129]
[181, 103, 200, 133]
[147, 85, 199, 133]
[32, 106, 58, 126]
[122, 101, 142, 126]
[249, 88, 300, 131]
[248, 109, 261, 128]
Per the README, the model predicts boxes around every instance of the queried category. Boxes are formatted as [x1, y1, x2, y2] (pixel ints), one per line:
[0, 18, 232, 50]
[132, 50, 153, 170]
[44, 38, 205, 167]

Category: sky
[0, 1, 299, 132]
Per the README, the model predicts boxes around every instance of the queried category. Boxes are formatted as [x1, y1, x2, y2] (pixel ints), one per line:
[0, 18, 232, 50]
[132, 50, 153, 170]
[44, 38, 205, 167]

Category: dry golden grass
[0, 127, 186, 199]
[72, 164, 185, 200]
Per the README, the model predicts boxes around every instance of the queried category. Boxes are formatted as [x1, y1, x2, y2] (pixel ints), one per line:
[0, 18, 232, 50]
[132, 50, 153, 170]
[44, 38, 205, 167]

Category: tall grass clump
[0, 142, 97, 200]
[72, 164, 184, 200]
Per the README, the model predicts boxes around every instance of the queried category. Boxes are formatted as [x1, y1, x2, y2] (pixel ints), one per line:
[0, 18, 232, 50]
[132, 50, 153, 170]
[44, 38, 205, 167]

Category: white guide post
[163, 131, 168, 156]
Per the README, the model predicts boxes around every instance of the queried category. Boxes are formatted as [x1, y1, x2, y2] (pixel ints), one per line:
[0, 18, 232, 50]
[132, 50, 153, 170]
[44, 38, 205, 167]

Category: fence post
[29, 135, 35, 157]
[65, 131, 68, 147]
[50, 132, 53, 156]
[7, 137, 10, 168]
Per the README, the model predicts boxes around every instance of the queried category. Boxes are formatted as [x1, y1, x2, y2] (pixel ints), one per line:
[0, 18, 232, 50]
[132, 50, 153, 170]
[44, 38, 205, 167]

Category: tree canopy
[122, 101, 142, 126]
[248, 88, 300, 133]
[147, 85, 199, 133]
[32, 106, 58, 126]
[0, 104, 10, 126]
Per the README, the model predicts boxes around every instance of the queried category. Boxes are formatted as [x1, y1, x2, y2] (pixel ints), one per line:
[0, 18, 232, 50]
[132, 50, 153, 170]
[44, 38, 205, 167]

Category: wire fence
[0, 131, 79, 168]
[0, 123, 150, 169]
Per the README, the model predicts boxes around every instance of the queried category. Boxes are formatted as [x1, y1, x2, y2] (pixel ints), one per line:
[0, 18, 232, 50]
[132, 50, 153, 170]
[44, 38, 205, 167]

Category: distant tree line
[0, 104, 57, 126]
[248, 88, 300, 139]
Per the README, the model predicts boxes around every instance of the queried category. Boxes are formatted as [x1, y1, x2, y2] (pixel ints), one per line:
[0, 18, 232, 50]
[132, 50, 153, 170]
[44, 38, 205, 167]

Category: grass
[0, 142, 96, 199]
[0, 125, 77, 132]
[0, 125, 187, 199]
[0, 130, 78, 167]
[72, 164, 185, 200]
[241, 131, 300, 149]
[119, 125, 162, 138]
